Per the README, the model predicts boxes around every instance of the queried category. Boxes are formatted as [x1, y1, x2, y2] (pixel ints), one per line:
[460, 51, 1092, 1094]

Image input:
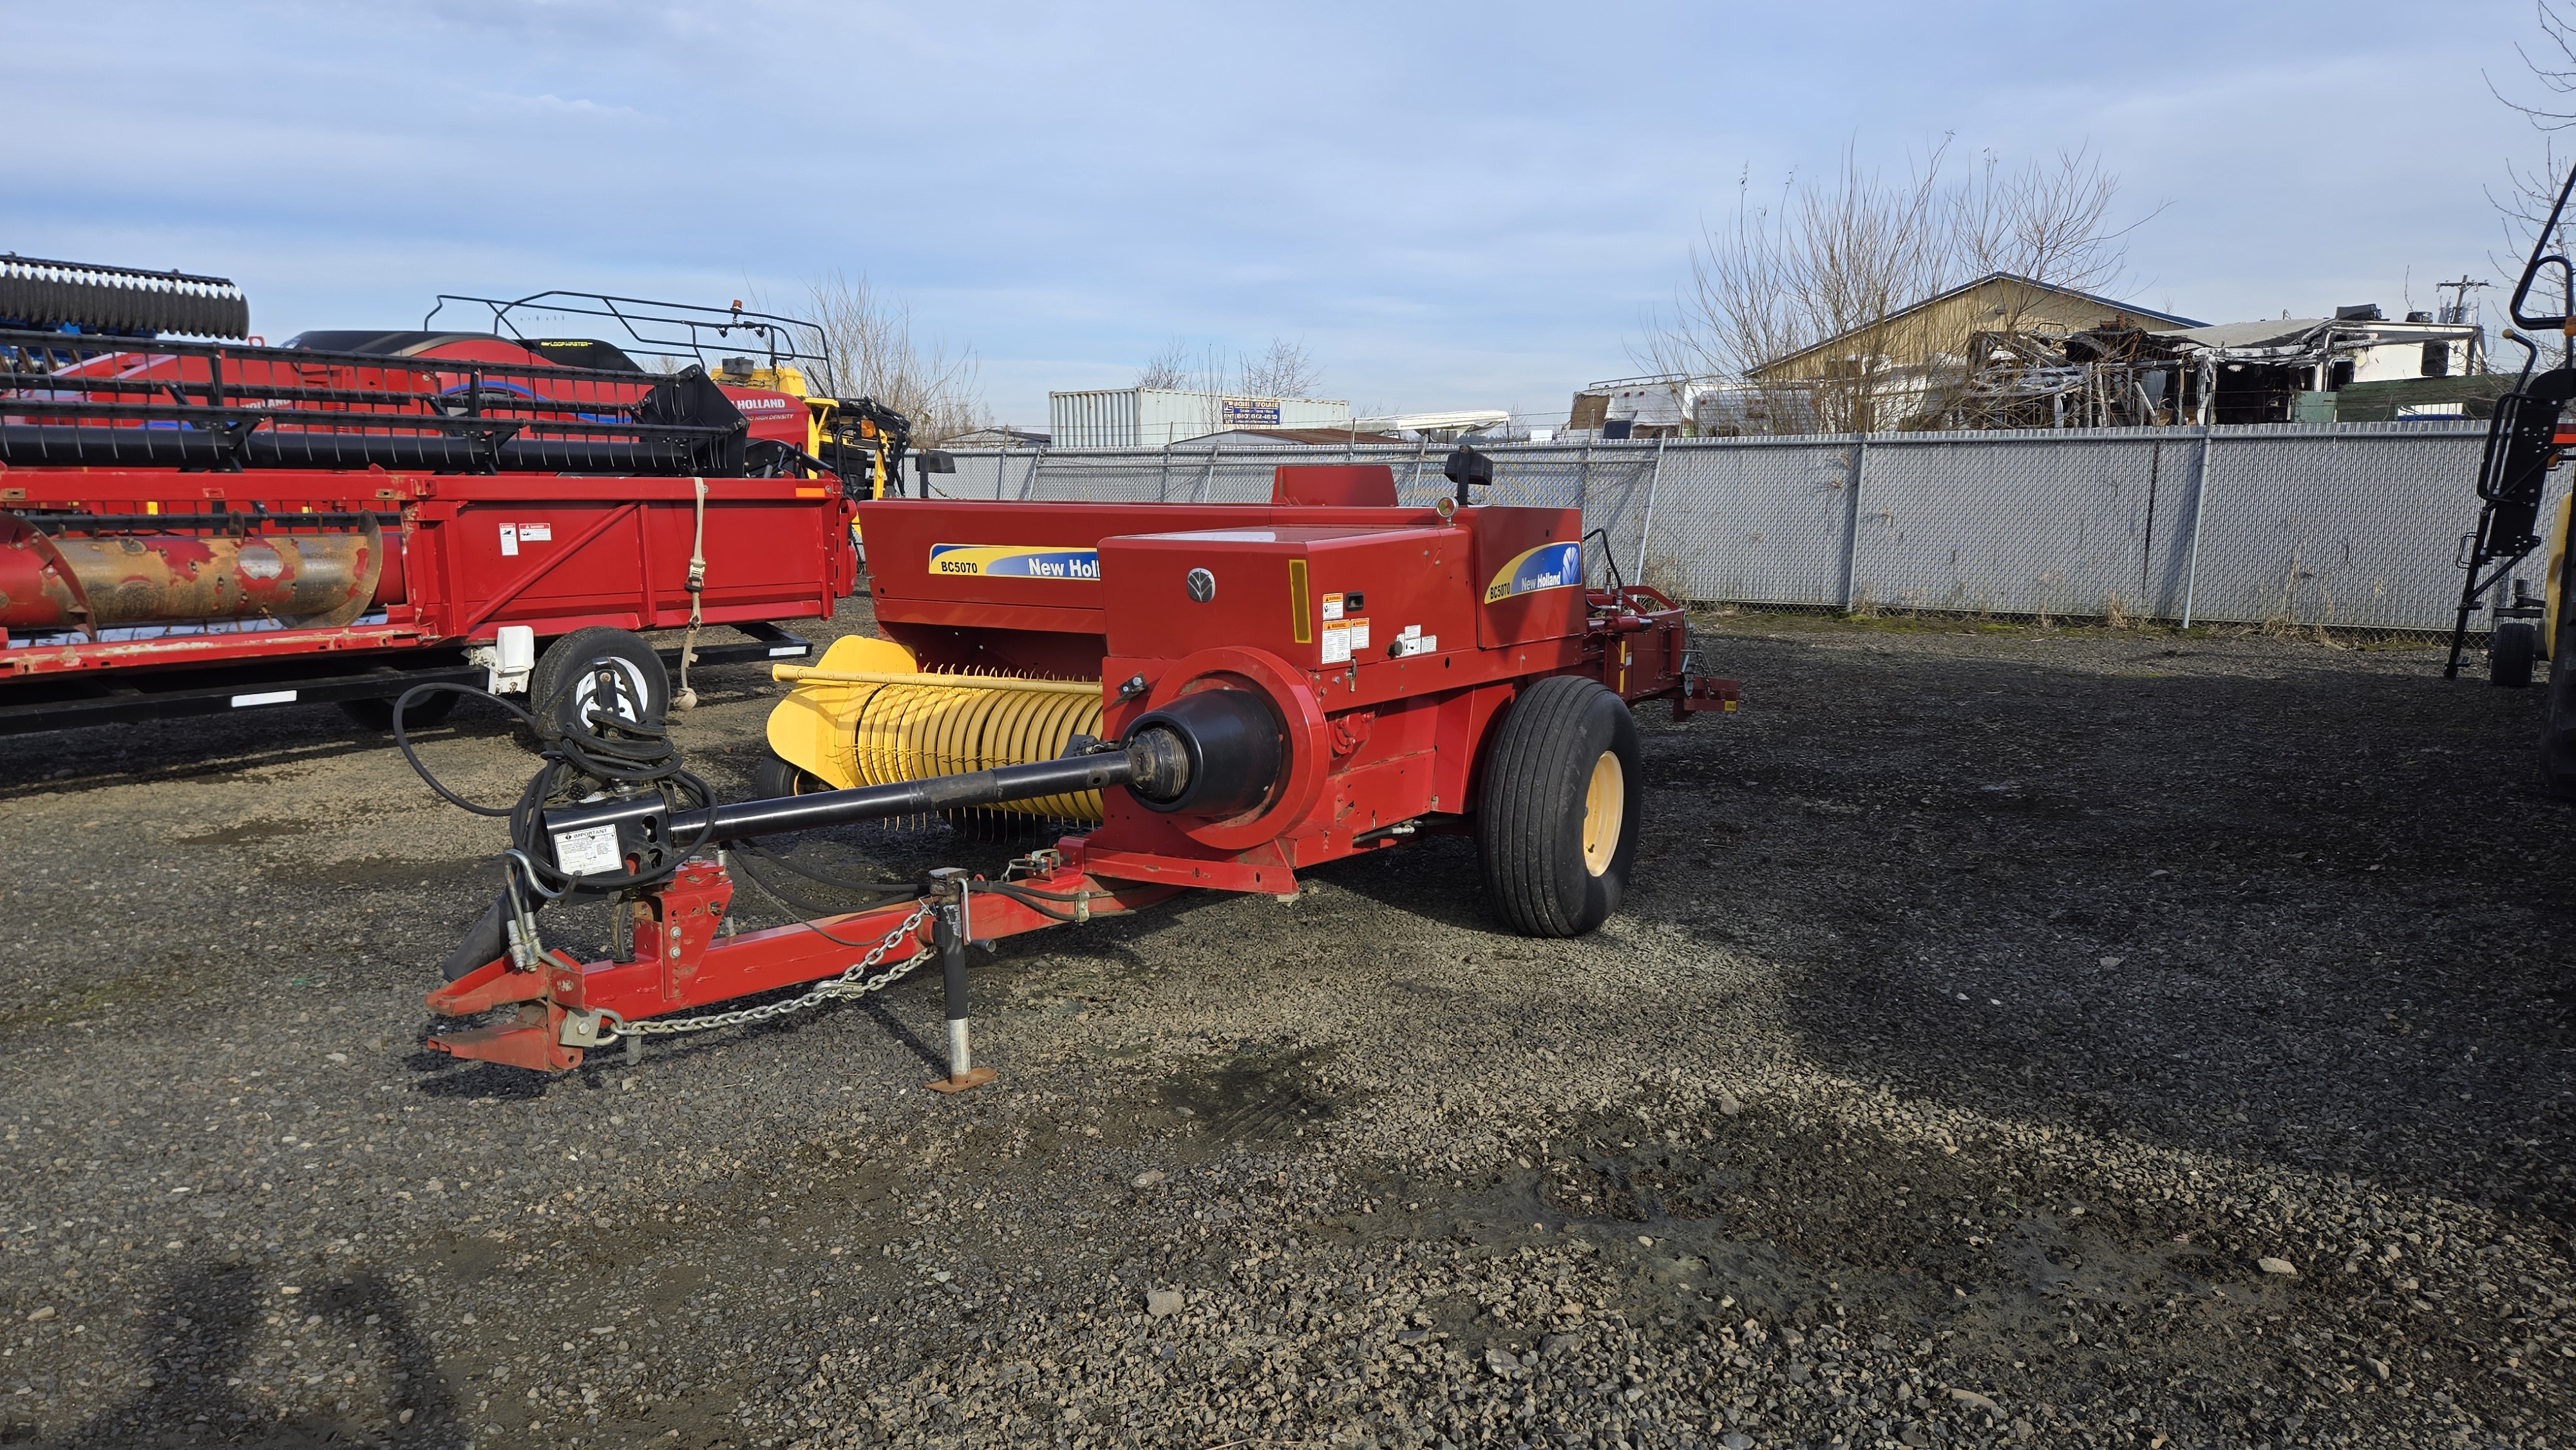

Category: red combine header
[422, 457, 1737, 1080]
[0, 280, 906, 733]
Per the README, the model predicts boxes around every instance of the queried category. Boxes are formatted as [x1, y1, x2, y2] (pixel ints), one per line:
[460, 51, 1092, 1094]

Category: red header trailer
[0, 325, 863, 734]
[424, 460, 1738, 1080]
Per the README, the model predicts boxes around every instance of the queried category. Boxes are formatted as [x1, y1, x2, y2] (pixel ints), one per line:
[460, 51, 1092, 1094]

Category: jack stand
[925, 881, 996, 1094]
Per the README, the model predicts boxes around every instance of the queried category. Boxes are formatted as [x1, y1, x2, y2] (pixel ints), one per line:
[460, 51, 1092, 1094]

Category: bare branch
[1239, 336, 1321, 398]
[2486, 5, 2576, 366]
[796, 271, 992, 445]
[1636, 139, 2155, 433]
[1136, 338, 1193, 391]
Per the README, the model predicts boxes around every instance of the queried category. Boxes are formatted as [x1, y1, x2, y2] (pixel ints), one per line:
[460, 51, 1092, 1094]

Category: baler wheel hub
[1582, 750, 1625, 876]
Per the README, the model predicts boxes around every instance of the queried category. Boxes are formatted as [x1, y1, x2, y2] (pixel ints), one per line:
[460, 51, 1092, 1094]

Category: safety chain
[612, 903, 934, 1039]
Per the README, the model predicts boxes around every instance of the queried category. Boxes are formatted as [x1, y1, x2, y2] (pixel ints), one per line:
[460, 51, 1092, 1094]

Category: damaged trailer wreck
[1924, 308, 2488, 430]
[1590, 301, 2488, 438]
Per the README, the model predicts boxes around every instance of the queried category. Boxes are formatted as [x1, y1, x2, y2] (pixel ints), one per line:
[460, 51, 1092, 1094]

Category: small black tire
[339, 690, 459, 732]
[2492, 621, 2539, 688]
[529, 628, 668, 735]
[2541, 622, 2576, 798]
[753, 755, 833, 799]
[1474, 675, 1643, 937]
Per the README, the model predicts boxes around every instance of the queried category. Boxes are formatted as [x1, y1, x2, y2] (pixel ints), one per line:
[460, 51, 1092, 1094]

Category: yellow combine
[712, 357, 908, 549]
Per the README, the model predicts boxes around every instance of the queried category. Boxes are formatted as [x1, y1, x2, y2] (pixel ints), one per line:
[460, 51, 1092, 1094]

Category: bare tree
[2489, 2, 2576, 364]
[1137, 338, 1195, 390]
[1955, 145, 2140, 331]
[1240, 336, 1321, 398]
[1640, 140, 2154, 433]
[795, 271, 992, 445]
[1639, 142, 1952, 433]
[1139, 335, 1322, 399]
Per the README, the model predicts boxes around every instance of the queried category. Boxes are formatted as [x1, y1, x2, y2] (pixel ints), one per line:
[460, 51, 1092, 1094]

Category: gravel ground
[3, 601, 2575, 1450]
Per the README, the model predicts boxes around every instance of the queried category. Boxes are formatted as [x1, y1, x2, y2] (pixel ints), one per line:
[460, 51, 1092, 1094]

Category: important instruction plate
[551, 824, 623, 878]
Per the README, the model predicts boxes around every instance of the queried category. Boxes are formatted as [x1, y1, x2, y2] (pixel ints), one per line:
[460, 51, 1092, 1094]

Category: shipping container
[1048, 388, 1350, 449]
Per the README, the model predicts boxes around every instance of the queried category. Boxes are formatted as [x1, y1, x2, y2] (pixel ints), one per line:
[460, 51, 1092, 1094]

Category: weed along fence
[924, 421, 2526, 632]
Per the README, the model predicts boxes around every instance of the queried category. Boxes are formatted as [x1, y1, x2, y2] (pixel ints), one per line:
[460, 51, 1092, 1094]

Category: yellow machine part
[764, 636, 1106, 822]
[794, 396, 888, 552]
[2547, 494, 2573, 659]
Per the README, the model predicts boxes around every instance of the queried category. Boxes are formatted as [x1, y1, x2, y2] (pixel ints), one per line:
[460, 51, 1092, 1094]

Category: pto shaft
[543, 749, 1137, 845]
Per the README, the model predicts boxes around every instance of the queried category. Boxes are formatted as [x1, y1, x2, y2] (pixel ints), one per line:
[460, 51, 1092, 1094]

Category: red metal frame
[426, 849, 1180, 1069]
[1, 467, 855, 677]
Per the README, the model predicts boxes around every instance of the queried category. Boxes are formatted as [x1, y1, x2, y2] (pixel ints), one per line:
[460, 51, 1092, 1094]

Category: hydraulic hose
[395, 672, 721, 980]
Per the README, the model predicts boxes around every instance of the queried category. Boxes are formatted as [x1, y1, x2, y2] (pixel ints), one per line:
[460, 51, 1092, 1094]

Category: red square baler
[426, 461, 1738, 1080]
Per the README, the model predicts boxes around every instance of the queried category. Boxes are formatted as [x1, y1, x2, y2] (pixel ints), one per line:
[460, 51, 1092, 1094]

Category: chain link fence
[914, 421, 2523, 631]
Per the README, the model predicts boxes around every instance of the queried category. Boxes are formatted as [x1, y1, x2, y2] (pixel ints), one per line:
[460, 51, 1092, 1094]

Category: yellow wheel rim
[1581, 750, 1624, 876]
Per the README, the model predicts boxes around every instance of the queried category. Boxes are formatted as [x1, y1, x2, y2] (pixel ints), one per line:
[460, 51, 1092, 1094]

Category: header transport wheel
[532, 627, 669, 735]
[1475, 675, 1643, 937]
[2493, 621, 2539, 689]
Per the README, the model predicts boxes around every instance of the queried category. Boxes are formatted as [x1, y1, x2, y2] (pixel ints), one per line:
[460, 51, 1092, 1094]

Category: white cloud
[1, 0, 2544, 424]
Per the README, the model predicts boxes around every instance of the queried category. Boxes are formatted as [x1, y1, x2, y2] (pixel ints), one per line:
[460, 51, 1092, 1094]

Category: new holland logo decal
[929, 543, 1101, 580]
[1484, 541, 1582, 603]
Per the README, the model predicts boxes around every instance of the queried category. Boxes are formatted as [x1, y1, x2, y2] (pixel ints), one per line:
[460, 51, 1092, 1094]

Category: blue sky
[2, 0, 2549, 428]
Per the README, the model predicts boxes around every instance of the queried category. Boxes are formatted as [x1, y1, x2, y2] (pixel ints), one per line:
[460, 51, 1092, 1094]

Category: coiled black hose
[391, 675, 717, 896]
[397, 672, 925, 978]
[396, 670, 721, 978]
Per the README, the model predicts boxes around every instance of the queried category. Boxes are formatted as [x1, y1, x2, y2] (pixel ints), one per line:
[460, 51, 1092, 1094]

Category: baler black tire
[2541, 621, 2576, 798]
[340, 691, 459, 732]
[1475, 675, 1642, 938]
[753, 755, 832, 799]
[531, 628, 668, 736]
[2493, 621, 2539, 688]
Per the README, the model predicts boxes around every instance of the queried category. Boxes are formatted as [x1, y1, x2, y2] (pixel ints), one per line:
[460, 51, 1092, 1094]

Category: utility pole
[2436, 276, 2494, 373]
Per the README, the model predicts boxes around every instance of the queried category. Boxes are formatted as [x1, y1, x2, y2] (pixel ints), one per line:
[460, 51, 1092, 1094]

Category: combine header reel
[419, 458, 1738, 1081]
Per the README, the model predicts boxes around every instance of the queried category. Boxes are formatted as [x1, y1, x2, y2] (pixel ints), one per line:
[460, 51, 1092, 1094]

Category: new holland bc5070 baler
[424, 459, 1736, 1082]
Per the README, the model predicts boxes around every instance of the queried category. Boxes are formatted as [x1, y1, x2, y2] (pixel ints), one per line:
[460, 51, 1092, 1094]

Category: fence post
[1157, 445, 1171, 502]
[2179, 429, 2217, 628]
[1197, 446, 1218, 503]
[1578, 437, 1593, 515]
[1838, 437, 1869, 610]
[1631, 435, 1667, 587]
[996, 443, 1011, 502]
[1022, 444, 1048, 500]
[1408, 437, 1428, 498]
